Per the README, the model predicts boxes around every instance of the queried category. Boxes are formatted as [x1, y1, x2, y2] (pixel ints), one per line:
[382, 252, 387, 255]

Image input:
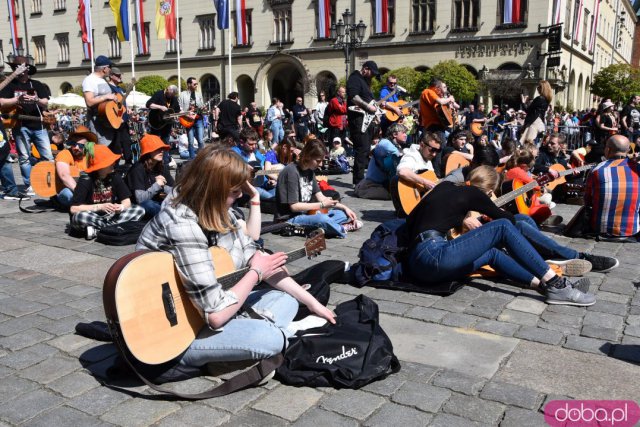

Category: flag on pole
[235, 0, 247, 45]
[134, 0, 148, 54]
[156, 0, 176, 40]
[214, 0, 229, 30]
[503, 0, 522, 24]
[375, 0, 388, 33]
[318, 0, 331, 39]
[77, 0, 93, 60]
[109, 0, 130, 41]
[553, 0, 562, 24]
[588, 0, 600, 51]
[573, 0, 584, 41]
[6, 0, 19, 54]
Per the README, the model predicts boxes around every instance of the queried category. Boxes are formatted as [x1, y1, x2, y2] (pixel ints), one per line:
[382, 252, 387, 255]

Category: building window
[106, 27, 121, 59]
[53, 0, 65, 11]
[31, 0, 42, 14]
[55, 33, 69, 63]
[453, 0, 479, 31]
[166, 18, 182, 53]
[273, 7, 292, 44]
[412, 0, 436, 34]
[316, 0, 336, 39]
[33, 36, 45, 65]
[582, 9, 589, 48]
[371, 0, 395, 35]
[197, 14, 215, 51]
[133, 22, 150, 55]
[12, 0, 19, 18]
[572, 0, 580, 43]
[564, 0, 572, 38]
[497, 0, 527, 27]
[11, 37, 23, 54]
[234, 8, 253, 46]
[81, 30, 93, 60]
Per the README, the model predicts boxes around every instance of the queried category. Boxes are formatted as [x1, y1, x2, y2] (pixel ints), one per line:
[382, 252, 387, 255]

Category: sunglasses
[426, 145, 442, 153]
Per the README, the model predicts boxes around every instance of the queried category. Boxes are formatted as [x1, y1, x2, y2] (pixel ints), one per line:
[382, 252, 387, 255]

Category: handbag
[276, 294, 400, 389]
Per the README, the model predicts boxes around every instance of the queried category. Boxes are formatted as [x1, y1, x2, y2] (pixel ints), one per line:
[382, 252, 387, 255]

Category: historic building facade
[0, 0, 634, 111]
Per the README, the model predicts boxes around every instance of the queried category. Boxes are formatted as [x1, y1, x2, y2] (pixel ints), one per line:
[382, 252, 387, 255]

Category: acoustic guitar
[97, 92, 126, 129]
[395, 170, 438, 216]
[1, 109, 56, 129]
[103, 230, 327, 365]
[148, 108, 191, 130]
[385, 100, 420, 122]
[444, 151, 471, 176]
[545, 163, 594, 191]
[30, 161, 81, 198]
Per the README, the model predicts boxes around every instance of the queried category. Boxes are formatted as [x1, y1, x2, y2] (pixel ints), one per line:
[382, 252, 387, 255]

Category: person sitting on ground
[354, 123, 408, 200]
[276, 138, 362, 237]
[51, 125, 95, 210]
[232, 127, 275, 200]
[395, 131, 441, 189]
[136, 147, 335, 372]
[126, 134, 175, 219]
[275, 136, 299, 166]
[69, 144, 145, 239]
[329, 137, 345, 159]
[406, 165, 596, 305]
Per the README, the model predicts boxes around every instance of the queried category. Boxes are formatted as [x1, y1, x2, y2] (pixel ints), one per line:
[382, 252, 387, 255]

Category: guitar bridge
[161, 282, 178, 326]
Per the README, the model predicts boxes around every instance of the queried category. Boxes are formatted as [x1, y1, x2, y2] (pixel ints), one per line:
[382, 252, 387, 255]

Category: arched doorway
[201, 74, 221, 104]
[60, 82, 73, 95]
[584, 77, 591, 108]
[268, 64, 304, 108]
[236, 74, 254, 108]
[315, 71, 338, 98]
[497, 62, 522, 71]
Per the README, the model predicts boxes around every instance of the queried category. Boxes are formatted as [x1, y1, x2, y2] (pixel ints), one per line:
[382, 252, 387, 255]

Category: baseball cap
[362, 60, 380, 77]
[95, 55, 114, 67]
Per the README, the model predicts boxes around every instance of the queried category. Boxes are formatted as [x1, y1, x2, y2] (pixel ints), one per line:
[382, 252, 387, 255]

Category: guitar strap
[108, 325, 284, 400]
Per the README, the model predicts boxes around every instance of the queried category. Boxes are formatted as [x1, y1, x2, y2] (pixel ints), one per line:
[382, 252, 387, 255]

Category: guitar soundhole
[161, 282, 178, 326]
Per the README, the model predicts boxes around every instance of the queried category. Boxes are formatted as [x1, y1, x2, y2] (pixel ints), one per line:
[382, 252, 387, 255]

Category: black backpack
[276, 294, 400, 389]
[96, 221, 147, 246]
[353, 218, 409, 285]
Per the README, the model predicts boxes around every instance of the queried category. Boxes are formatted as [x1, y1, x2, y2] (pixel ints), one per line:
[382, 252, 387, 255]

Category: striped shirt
[585, 158, 640, 236]
[136, 194, 257, 322]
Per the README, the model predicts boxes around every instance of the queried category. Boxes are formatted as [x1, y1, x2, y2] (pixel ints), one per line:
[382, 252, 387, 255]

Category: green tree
[168, 76, 187, 91]
[71, 85, 84, 96]
[136, 75, 169, 96]
[591, 64, 640, 105]
[371, 67, 424, 99]
[418, 60, 479, 103]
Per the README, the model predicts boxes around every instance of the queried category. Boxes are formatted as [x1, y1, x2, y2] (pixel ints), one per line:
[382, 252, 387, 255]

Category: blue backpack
[354, 219, 409, 285]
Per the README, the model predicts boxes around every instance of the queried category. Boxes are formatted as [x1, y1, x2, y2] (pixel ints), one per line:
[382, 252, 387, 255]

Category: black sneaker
[0, 191, 29, 200]
[580, 253, 619, 273]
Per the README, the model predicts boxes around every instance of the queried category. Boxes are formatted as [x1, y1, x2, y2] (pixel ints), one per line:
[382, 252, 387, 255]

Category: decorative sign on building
[455, 41, 533, 59]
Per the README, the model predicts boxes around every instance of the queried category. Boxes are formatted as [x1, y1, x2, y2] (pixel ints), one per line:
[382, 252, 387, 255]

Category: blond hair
[538, 80, 553, 103]
[466, 165, 500, 194]
[173, 146, 251, 232]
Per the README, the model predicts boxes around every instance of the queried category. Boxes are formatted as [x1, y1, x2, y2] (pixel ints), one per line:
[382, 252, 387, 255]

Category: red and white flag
[503, 0, 522, 24]
[588, 0, 600, 51]
[318, 0, 331, 39]
[553, 0, 562, 25]
[77, 0, 92, 60]
[6, 0, 19, 54]
[134, 0, 148, 54]
[573, 0, 584, 41]
[375, 0, 388, 34]
[235, 0, 247, 45]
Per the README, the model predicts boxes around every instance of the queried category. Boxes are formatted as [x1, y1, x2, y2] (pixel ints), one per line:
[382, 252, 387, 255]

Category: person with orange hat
[49, 125, 97, 210]
[126, 134, 174, 218]
[69, 144, 145, 239]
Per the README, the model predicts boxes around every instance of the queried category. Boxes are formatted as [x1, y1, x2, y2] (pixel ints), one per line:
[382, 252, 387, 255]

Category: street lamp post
[330, 9, 366, 83]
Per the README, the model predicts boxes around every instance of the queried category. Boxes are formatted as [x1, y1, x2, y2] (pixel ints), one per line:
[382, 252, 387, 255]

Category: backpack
[276, 294, 400, 389]
[353, 218, 409, 285]
[331, 154, 351, 174]
[322, 102, 332, 130]
[96, 221, 147, 246]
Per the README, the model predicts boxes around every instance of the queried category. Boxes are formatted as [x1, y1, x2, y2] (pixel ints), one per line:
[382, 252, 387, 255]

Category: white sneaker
[25, 186, 36, 196]
[86, 226, 97, 240]
[288, 315, 328, 333]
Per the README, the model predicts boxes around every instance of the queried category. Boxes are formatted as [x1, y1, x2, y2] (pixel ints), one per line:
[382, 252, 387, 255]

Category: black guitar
[148, 108, 190, 130]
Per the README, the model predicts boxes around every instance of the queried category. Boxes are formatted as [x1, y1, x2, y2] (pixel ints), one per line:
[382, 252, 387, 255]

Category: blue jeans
[139, 199, 162, 219]
[514, 214, 578, 260]
[56, 188, 74, 207]
[256, 186, 276, 200]
[187, 119, 205, 159]
[270, 121, 284, 144]
[0, 161, 18, 195]
[14, 127, 53, 186]
[408, 219, 550, 285]
[288, 208, 349, 238]
[179, 289, 297, 367]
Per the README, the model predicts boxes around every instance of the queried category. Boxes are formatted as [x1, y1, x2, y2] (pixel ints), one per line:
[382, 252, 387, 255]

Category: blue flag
[214, 0, 229, 29]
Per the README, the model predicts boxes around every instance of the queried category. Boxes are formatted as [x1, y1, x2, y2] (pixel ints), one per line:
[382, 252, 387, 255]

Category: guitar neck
[493, 180, 540, 207]
[555, 164, 594, 177]
[217, 246, 309, 290]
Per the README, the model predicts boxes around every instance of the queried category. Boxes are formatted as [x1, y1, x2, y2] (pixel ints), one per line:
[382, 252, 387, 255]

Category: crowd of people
[0, 54, 635, 378]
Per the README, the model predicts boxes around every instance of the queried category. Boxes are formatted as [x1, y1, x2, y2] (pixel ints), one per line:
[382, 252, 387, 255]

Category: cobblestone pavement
[0, 167, 639, 426]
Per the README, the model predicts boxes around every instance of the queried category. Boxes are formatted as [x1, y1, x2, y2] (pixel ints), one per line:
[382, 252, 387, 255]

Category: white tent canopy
[49, 93, 86, 108]
[125, 90, 151, 109]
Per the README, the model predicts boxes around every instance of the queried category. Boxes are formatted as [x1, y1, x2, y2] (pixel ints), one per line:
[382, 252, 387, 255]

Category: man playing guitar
[52, 125, 95, 210]
[347, 60, 379, 186]
[0, 55, 53, 195]
[107, 67, 133, 166]
[378, 75, 404, 134]
[146, 85, 180, 165]
[419, 78, 459, 141]
[82, 55, 120, 149]
[178, 77, 205, 159]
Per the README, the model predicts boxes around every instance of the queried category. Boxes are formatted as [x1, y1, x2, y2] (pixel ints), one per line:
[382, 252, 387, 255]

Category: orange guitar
[97, 92, 126, 129]
[444, 151, 471, 176]
[545, 163, 594, 191]
[30, 162, 81, 198]
[394, 170, 439, 216]
[103, 230, 327, 365]
[385, 100, 419, 122]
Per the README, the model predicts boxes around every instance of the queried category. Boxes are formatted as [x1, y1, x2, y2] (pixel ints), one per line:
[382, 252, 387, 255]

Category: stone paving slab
[0, 170, 639, 426]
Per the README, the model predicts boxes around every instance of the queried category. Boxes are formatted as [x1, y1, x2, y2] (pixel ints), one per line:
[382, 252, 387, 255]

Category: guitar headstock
[537, 173, 552, 186]
[304, 229, 326, 259]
